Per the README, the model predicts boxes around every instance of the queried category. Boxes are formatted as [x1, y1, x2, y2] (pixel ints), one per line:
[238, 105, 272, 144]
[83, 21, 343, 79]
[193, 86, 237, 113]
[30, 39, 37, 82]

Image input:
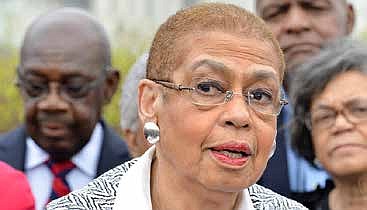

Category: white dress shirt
[113, 146, 254, 210]
[25, 123, 103, 210]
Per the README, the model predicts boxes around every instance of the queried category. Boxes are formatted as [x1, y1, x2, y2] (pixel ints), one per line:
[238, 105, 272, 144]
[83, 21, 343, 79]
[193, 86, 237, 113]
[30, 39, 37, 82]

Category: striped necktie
[46, 159, 76, 202]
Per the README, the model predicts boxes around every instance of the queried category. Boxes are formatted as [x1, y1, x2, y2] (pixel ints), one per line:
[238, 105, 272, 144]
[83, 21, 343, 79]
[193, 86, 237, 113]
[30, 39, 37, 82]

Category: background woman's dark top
[292, 179, 334, 210]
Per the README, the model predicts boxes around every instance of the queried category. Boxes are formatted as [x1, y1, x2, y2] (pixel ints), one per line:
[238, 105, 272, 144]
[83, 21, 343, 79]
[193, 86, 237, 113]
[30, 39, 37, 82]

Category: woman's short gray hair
[290, 38, 367, 166]
[120, 53, 148, 131]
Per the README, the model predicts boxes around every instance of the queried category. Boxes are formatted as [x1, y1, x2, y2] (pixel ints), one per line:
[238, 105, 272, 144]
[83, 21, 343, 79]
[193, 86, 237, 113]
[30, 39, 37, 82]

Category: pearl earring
[143, 122, 160, 144]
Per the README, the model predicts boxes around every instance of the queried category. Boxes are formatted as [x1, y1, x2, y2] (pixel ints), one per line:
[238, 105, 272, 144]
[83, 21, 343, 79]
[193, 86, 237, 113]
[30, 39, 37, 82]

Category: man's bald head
[17, 8, 121, 161]
[20, 8, 111, 71]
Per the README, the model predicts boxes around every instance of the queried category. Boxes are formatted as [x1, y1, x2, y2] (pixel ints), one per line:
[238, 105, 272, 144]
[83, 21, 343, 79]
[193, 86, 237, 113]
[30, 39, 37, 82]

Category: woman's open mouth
[209, 143, 252, 167]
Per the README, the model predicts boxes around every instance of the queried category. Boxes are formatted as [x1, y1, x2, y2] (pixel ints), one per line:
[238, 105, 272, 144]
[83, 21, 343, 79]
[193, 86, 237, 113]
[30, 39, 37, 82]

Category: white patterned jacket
[47, 147, 308, 210]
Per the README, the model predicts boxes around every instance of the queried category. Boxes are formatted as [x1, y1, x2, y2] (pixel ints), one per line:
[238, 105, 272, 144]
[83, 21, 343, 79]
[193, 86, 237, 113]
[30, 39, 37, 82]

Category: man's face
[19, 30, 111, 161]
[256, 0, 354, 71]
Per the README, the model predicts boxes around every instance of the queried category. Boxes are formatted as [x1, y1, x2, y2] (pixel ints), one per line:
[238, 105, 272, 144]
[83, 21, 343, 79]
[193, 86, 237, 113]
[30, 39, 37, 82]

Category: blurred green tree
[0, 48, 23, 132]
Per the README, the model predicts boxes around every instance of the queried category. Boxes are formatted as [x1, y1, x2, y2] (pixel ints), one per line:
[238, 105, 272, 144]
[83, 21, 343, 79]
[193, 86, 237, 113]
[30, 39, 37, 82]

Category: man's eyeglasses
[152, 79, 288, 116]
[16, 71, 106, 102]
[305, 99, 367, 130]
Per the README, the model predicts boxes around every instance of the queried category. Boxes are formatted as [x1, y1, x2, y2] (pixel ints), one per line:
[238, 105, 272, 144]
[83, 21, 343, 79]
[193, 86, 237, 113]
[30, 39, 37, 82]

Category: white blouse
[113, 146, 254, 210]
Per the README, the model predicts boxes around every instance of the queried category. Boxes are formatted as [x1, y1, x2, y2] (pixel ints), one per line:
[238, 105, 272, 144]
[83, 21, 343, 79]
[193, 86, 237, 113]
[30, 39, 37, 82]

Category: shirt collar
[113, 146, 254, 210]
[25, 137, 48, 170]
[25, 122, 103, 178]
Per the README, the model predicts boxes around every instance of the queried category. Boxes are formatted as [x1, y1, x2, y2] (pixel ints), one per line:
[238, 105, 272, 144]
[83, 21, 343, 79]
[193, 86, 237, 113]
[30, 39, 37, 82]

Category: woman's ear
[138, 79, 160, 123]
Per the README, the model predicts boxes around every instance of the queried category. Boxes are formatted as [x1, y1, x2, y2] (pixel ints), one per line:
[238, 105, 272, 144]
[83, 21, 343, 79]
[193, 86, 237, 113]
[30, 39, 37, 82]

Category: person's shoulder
[0, 161, 35, 209]
[46, 158, 139, 210]
[0, 126, 26, 143]
[101, 121, 129, 150]
[0, 161, 22, 176]
[249, 184, 308, 210]
[0, 126, 27, 166]
[102, 122, 122, 139]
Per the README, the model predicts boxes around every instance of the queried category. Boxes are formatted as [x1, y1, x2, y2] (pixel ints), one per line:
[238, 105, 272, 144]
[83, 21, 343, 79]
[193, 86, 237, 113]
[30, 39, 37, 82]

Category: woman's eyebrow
[312, 104, 335, 112]
[190, 59, 231, 73]
[189, 59, 278, 82]
[249, 69, 277, 81]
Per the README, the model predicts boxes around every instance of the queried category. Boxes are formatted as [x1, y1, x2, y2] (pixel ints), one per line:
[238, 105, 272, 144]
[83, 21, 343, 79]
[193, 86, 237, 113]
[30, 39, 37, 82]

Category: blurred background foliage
[0, 47, 23, 132]
[0, 46, 145, 132]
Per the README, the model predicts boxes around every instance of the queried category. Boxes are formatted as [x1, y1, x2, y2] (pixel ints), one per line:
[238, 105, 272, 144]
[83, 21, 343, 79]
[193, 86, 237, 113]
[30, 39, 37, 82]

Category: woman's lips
[209, 143, 252, 167]
[331, 143, 367, 155]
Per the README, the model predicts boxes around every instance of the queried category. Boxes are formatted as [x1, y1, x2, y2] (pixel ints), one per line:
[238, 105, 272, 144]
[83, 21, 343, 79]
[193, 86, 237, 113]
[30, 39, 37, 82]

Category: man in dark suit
[255, 0, 355, 197]
[0, 8, 130, 210]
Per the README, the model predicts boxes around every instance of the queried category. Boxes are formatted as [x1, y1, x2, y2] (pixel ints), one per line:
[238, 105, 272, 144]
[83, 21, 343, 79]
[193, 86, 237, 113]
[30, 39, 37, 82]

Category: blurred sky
[0, 0, 366, 53]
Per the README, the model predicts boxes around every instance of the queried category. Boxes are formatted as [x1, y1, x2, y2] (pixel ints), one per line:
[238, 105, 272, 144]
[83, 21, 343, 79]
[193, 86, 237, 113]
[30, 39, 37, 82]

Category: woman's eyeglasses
[152, 79, 288, 116]
[305, 99, 367, 130]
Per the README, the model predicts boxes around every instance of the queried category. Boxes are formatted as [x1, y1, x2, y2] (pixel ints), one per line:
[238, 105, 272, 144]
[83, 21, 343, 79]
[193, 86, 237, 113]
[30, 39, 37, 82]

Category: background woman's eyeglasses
[152, 79, 288, 116]
[305, 99, 367, 130]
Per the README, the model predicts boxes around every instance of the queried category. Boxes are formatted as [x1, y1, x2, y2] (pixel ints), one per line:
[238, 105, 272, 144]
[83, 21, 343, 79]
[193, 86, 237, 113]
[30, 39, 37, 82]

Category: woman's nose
[221, 93, 251, 129]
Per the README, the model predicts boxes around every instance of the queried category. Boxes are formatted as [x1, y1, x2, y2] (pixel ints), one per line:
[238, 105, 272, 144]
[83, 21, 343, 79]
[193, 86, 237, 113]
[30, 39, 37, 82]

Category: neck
[151, 154, 241, 210]
[329, 174, 367, 210]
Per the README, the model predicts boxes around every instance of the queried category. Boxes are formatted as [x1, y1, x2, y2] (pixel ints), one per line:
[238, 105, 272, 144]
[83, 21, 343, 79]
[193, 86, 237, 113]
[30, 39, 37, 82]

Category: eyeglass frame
[151, 79, 288, 116]
[304, 100, 367, 131]
[15, 67, 108, 102]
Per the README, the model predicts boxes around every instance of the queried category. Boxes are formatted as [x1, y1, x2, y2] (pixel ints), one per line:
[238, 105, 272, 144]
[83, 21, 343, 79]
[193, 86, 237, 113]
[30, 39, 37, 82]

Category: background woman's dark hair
[290, 38, 367, 167]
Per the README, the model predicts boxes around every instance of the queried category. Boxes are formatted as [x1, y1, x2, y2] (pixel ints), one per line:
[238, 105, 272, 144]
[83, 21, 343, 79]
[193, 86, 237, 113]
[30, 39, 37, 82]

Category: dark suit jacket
[257, 102, 291, 197]
[0, 121, 131, 177]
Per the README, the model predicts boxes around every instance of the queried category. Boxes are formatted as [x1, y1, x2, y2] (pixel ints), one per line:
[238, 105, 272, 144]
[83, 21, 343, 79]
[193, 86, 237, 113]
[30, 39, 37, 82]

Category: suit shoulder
[101, 123, 129, 150]
[47, 158, 138, 209]
[0, 126, 27, 169]
[0, 126, 26, 144]
[249, 184, 308, 210]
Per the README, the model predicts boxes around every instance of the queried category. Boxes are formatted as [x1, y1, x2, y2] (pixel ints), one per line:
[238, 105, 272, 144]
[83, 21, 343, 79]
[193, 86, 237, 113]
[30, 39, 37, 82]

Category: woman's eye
[350, 105, 367, 116]
[196, 81, 225, 96]
[249, 89, 273, 104]
[312, 113, 335, 124]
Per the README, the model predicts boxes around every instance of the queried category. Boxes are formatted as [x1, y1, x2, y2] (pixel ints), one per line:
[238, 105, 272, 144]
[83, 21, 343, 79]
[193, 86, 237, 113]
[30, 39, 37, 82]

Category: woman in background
[291, 39, 367, 210]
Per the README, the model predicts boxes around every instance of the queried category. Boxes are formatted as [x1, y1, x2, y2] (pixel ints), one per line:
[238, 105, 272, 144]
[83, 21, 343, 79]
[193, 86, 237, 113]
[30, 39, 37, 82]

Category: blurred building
[0, 0, 92, 48]
[92, 0, 253, 52]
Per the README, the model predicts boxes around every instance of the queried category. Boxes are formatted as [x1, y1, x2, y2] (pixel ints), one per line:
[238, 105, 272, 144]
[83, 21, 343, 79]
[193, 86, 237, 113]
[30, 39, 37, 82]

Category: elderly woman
[48, 3, 306, 210]
[291, 39, 367, 210]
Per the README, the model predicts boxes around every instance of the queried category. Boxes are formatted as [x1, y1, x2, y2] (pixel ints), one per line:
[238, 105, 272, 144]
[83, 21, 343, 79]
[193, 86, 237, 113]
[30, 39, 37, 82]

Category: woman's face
[310, 70, 367, 178]
[153, 31, 282, 192]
